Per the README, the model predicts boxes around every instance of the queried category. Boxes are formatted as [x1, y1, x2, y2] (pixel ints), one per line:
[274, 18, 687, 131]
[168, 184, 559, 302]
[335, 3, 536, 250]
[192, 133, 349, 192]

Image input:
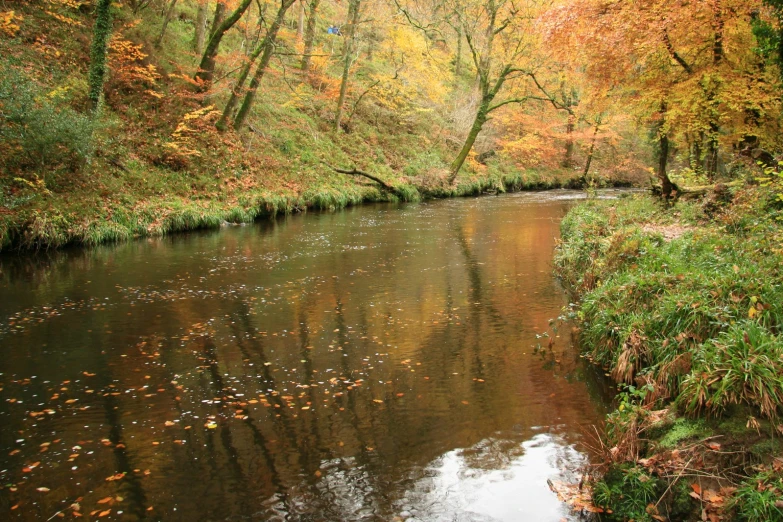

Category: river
[0, 190, 616, 521]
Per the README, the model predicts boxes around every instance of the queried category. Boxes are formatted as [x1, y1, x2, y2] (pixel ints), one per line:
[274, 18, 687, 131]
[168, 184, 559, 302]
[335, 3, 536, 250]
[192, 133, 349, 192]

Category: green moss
[657, 418, 708, 449]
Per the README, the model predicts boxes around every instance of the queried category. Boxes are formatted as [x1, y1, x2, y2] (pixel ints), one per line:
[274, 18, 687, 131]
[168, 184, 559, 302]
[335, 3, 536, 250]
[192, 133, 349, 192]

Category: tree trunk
[216, 43, 264, 131]
[334, 0, 361, 131]
[155, 0, 179, 48]
[232, 0, 297, 130]
[658, 133, 674, 198]
[449, 103, 488, 183]
[194, 0, 208, 55]
[88, 0, 113, 113]
[455, 24, 462, 77]
[563, 113, 575, 168]
[297, 0, 304, 40]
[300, 0, 320, 71]
[704, 123, 720, 178]
[194, 0, 253, 91]
[209, 0, 225, 36]
[581, 118, 601, 183]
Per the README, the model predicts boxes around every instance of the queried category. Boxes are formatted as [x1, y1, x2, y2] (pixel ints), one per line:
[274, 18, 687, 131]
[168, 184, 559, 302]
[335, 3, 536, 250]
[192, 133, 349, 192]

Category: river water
[0, 190, 615, 521]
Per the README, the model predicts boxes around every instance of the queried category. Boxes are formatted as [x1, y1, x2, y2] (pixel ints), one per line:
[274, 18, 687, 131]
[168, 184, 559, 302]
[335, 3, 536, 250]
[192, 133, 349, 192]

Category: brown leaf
[99, 509, 111, 517]
[97, 497, 112, 504]
[691, 483, 702, 496]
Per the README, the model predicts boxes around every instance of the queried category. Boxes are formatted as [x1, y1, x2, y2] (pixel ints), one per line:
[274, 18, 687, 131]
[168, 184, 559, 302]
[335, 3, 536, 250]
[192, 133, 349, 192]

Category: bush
[679, 321, 783, 419]
[0, 66, 94, 177]
[593, 465, 664, 521]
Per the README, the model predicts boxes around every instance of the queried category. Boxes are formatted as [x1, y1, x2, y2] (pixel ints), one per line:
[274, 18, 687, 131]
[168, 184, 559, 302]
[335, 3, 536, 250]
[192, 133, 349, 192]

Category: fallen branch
[321, 161, 409, 199]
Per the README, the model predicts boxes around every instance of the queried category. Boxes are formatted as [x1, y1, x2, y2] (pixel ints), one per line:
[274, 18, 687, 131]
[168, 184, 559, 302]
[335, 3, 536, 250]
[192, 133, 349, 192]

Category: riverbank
[0, 2, 646, 253]
[0, 166, 635, 252]
[555, 183, 783, 520]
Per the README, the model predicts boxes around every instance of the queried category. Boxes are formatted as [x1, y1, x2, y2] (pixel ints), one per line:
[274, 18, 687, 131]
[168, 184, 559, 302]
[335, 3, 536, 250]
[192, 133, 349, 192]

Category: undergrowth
[556, 182, 783, 520]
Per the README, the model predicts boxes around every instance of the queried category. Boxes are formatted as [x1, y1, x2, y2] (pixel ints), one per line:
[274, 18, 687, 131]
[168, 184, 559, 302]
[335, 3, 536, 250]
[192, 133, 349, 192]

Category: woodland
[2, 0, 783, 520]
[1, 0, 779, 249]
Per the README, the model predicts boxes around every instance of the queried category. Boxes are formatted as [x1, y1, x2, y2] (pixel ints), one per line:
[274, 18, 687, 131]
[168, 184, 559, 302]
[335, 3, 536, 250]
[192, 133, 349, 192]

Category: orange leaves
[107, 37, 161, 98]
[1, 10, 22, 37]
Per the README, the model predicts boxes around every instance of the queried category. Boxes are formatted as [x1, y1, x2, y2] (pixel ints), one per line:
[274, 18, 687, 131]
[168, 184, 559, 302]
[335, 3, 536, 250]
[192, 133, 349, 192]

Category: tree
[446, 0, 539, 183]
[88, 0, 114, 112]
[544, 0, 780, 196]
[300, 0, 321, 71]
[230, 0, 299, 131]
[334, 0, 362, 132]
[194, 0, 254, 91]
[194, 0, 209, 56]
[155, 0, 179, 49]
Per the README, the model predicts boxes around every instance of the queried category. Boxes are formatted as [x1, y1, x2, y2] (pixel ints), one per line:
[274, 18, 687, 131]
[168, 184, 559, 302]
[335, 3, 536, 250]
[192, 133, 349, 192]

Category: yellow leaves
[283, 84, 314, 110]
[47, 0, 87, 10]
[108, 37, 161, 97]
[0, 10, 22, 37]
[45, 10, 82, 27]
[165, 105, 220, 162]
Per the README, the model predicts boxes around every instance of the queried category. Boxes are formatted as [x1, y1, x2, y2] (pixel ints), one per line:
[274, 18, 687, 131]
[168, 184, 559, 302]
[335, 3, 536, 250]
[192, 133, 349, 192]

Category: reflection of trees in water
[0, 197, 616, 520]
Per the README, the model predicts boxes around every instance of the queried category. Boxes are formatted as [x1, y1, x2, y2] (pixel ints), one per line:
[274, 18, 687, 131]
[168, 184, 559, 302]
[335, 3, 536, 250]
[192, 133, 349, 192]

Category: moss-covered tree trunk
[155, 0, 179, 48]
[449, 103, 488, 182]
[194, 0, 253, 91]
[194, 0, 208, 55]
[88, 0, 113, 113]
[300, 0, 321, 71]
[231, 0, 297, 130]
[656, 104, 674, 199]
[334, 0, 361, 132]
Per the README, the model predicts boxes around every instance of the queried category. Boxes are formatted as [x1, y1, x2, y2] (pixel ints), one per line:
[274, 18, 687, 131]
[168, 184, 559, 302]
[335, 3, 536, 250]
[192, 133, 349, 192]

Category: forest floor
[554, 183, 783, 521]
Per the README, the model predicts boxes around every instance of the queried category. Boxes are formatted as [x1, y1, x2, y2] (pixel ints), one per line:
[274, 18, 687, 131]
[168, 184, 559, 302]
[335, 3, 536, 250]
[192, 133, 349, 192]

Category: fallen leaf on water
[205, 421, 217, 429]
[461, 401, 469, 405]
[99, 509, 111, 517]
[36, 487, 50, 492]
[97, 497, 112, 504]
[164, 421, 175, 427]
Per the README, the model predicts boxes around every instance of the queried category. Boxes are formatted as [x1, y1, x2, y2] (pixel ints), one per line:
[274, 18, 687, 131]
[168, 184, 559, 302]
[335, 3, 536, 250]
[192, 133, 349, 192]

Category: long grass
[556, 187, 783, 420]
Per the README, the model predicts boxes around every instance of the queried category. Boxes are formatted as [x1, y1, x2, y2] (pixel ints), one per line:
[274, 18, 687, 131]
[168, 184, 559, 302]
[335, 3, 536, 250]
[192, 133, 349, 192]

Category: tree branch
[663, 28, 693, 74]
[487, 96, 528, 112]
[321, 161, 407, 198]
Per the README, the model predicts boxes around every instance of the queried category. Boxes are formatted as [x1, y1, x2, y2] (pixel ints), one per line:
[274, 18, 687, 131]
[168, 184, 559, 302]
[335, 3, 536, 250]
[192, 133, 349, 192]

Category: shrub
[679, 321, 783, 419]
[0, 66, 94, 177]
[593, 465, 664, 522]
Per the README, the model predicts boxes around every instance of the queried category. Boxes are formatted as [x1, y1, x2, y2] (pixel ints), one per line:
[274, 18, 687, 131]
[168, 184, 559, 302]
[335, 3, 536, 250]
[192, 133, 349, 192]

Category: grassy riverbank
[0, 161, 612, 251]
[0, 2, 645, 253]
[555, 182, 783, 520]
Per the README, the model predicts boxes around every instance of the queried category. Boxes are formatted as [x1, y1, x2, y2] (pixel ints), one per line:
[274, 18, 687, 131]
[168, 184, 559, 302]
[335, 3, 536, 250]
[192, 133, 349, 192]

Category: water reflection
[0, 190, 613, 521]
